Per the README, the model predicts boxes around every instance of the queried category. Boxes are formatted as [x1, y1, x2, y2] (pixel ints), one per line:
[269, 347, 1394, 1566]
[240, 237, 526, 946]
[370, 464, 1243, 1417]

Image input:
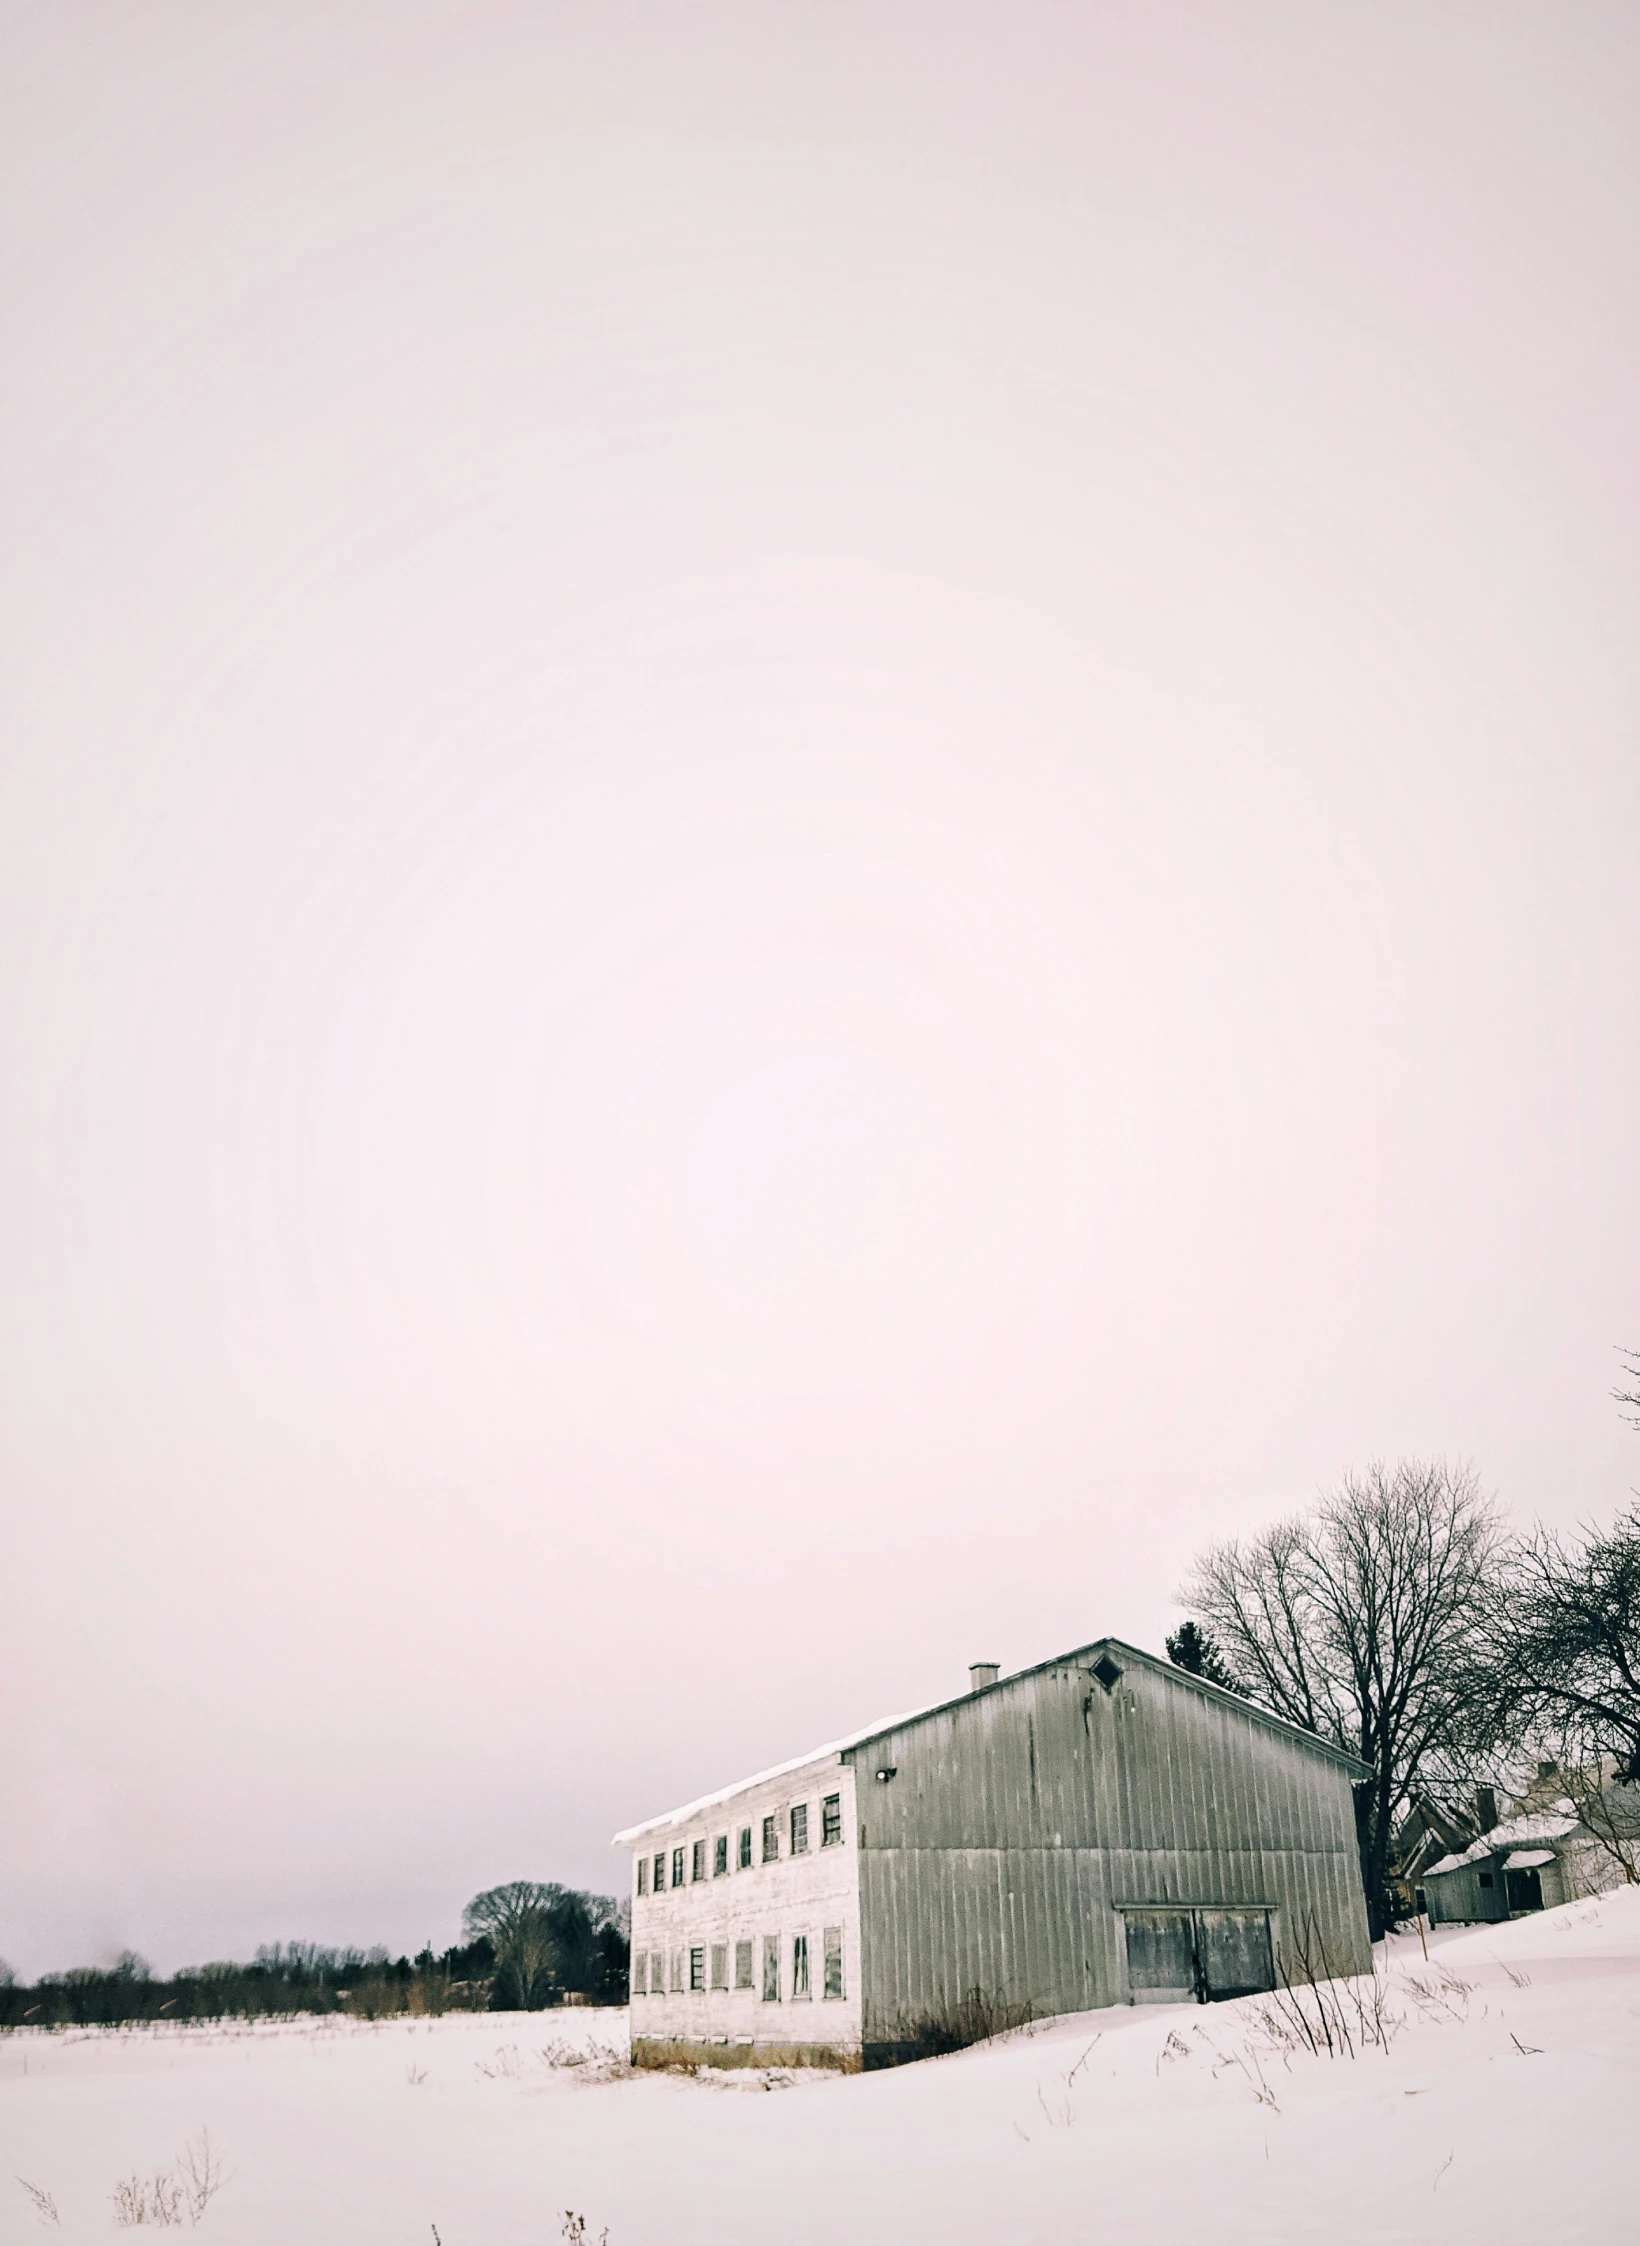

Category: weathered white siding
[621, 1757, 862, 2068]
[848, 1644, 1369, 2060]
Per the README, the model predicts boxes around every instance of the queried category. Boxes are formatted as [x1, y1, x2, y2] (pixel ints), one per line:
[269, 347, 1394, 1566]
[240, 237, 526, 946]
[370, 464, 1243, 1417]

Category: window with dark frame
[762, 1934, 780, 2001]
[790, 1803, 809, 1855]
[672, 1845, 685, 1889]
[692, 1838, 706, 1882]
[734, 1939, 754, 1990]
[738, 1826, 753, 1870]
[713, 1834, 729, 1877]
[762, 1814, 779, 1863]
[821, 1794, 842, 1847]
[823, 1926, 844, 1999]
[689, 1946, 705, 1993]
[710, 1943, 728, 1990]
[791, 1933, 810, 1999]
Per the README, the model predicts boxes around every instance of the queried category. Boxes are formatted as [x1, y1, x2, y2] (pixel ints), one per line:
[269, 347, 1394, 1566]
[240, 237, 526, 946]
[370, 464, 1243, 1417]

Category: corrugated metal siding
[851, 1651, 1369, 2049]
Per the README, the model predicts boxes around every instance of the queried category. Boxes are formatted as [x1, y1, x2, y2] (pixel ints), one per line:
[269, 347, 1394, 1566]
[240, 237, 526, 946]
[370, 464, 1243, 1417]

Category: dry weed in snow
[17, 2177, 60, 2226]
[109, 2131, 228, 2227]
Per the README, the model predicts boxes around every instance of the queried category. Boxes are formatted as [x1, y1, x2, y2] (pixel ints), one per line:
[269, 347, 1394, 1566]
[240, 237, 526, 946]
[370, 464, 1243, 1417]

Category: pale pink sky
[3, 3, 1638, 1979]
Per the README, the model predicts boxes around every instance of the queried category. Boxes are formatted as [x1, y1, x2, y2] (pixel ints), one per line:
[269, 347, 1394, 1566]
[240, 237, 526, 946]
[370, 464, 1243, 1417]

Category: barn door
[1124, 1909, 1275, 2004]
[1122, 1912, 1199, 2003]
[1194, 1910, 1275, 1999]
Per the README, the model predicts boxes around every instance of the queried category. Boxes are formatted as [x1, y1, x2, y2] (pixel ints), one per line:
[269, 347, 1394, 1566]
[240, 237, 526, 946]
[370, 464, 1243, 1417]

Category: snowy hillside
[5, 1890, 1638, 2245]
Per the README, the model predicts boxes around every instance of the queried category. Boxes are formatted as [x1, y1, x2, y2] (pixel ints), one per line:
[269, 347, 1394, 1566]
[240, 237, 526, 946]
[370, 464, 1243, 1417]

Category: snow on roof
[1425, 1806, 1581, 1879]
[610, 1709, 927, 1847]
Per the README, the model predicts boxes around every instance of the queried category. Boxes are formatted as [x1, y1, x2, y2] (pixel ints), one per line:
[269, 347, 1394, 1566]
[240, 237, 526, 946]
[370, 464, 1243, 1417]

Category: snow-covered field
[5, 1891, 1638, 2245]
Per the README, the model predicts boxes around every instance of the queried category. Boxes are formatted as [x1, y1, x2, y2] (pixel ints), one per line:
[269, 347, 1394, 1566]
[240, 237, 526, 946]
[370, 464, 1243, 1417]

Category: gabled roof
[1425, 1806, 1581, 1878]
[838, 1637, 1373, 1782]
[612, 1634, 1370, 1847]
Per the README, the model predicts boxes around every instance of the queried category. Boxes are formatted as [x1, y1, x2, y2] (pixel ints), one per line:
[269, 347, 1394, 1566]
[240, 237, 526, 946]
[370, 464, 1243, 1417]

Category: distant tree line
[1167, 1365, 1640, 1939]
[0, 1886, 630, 2032]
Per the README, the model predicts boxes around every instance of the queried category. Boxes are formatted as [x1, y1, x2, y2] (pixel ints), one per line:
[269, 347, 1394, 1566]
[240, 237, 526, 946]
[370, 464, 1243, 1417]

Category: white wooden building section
[616, 1754, 863, 2066]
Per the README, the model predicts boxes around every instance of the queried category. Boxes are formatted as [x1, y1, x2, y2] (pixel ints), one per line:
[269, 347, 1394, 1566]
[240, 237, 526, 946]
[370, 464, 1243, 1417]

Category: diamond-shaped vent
[1091, 1653, 1124, 1694]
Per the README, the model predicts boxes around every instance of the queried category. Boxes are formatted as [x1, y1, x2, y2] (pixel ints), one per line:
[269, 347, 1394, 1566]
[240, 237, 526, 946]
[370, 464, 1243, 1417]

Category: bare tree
[1615, 1346, 1640, 1432]
[1492, 1504, 1640, 1786]
[461, 1882, 628, 2009]
[1180, 1459, 1506, 1937]
[462, 1883, 565, 2009]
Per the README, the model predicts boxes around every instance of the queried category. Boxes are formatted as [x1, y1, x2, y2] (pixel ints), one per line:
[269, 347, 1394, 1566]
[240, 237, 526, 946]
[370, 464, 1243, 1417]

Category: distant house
[613, 1637, 1372, 2070]
[1421, 1790, 1640, 1924]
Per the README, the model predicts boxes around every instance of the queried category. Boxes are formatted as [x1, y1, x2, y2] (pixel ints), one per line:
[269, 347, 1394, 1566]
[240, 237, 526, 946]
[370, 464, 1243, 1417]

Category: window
[653, 1853, 666, 1893]
[692, 1838, 706, 1883]
[1478, 1872, 1495, 1889]
[689, 1946, 705, 1993]
[649, 1951, 663, 1994]
[636, 1858, 649, 1896]
[632, 1953, 647, 1996]
[738, 1826, 753, 1870]
[734, 1939, 754, 1990]
[669, 1950, 684, 1992]
[762, 1934, 780, 2001]
[762, 1814, 779, 1864]
[821, 1794, 842, 1848]
[714, 1834, 729, 1877]
[790, 1803, 809, 1855]
[710, 1944, 728, 1991]
[823, 1927, 844, 1999]
[672, 1846, 686, 1889]
[791, 1933, 810, 1999]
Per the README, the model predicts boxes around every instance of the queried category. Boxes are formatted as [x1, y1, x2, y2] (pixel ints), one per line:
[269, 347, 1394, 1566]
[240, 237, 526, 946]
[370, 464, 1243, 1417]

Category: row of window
[637, 1795, 844, 1896]
[632, 1930, 846, 2002]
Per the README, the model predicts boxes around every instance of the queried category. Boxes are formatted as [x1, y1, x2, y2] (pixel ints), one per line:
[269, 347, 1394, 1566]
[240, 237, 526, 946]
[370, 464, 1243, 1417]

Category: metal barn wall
[847, 1646, 1369, 2056]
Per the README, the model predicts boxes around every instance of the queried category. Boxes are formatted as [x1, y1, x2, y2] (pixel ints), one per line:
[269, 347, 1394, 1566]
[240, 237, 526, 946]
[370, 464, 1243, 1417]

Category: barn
[614, 1636, 1372, 2070]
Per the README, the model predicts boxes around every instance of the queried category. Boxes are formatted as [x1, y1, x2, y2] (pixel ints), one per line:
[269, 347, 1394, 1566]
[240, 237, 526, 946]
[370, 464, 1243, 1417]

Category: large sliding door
[1121, 1907, 1275, 2004]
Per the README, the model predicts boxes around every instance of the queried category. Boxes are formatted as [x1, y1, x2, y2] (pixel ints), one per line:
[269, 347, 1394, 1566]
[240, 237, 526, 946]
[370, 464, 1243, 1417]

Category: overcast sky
[3, 3, 1638, 1979]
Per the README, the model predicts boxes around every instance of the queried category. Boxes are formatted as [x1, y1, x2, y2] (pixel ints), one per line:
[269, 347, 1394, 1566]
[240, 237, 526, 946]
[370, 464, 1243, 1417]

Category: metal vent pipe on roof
[969, 1662, 1000, 1691]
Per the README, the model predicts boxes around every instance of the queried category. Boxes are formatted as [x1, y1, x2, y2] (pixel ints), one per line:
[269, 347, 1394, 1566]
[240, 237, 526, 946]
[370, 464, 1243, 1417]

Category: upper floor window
[692, 1838, 706, 1882]
[761, 1814, 779, 1864]
[738, 1826, 753, 1870]
[653, 1852, 666, 1893]
[713, 1834, 729, 1876]
[791, 1933, 810, 1999]
[672, 1846, 686, 1889]
[790, 1803, 809, 1855]
[821, 1794, 842, 1847]
[636, 1858, 649, 1895]
[823, 1926, 844, 2000]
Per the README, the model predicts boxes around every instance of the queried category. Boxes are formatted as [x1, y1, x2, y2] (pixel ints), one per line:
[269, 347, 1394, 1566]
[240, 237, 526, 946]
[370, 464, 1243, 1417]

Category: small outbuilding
[614, 1636, 1372, 2069]
[1422, 1805, 1592, 1923]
